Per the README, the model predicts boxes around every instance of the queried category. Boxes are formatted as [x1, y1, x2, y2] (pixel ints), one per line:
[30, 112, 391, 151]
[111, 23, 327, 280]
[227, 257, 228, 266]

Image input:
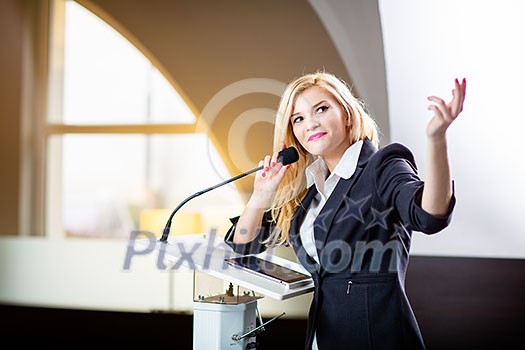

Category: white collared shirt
[300, 140, 363, 350]
[298, 140, 364, 267]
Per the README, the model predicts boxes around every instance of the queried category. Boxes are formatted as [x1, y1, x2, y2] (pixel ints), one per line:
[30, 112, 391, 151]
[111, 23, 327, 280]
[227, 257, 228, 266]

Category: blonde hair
[262, 71, 380, 247]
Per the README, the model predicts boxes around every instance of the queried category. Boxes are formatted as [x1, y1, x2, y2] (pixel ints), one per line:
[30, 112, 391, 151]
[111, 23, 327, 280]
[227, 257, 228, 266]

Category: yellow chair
[139, 209, 202, 238]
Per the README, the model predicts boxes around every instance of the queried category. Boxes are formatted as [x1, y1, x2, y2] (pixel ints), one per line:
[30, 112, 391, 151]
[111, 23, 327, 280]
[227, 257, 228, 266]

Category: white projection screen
[378, 0, 525, 258]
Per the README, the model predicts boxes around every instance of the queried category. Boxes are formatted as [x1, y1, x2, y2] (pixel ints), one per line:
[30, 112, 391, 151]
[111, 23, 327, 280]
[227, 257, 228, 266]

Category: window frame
[38, 0, 220, 239]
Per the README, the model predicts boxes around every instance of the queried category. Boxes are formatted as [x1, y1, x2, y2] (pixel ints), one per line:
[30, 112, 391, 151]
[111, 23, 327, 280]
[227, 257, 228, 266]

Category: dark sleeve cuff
[223, 213, 273, 255]
[410, 181, 456, 234]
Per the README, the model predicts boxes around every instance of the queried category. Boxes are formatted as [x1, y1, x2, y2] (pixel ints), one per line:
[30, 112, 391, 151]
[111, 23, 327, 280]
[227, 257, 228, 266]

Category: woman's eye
[316, 105, 329, 114]
[292, 116, 303, 124]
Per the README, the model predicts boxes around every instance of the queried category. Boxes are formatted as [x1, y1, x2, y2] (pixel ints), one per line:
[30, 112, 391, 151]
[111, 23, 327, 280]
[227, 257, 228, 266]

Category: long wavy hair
[261, 71, 380, 247]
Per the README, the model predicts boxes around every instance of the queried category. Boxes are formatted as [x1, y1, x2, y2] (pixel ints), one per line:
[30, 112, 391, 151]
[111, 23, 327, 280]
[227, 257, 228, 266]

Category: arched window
[45, 0, 244, 238]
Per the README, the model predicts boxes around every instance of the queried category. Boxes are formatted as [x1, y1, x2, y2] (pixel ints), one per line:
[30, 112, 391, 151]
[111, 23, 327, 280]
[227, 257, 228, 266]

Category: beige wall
[81, 0, 351, 197]
[0, 0, 23, 235]
[0, 0, 352, 235]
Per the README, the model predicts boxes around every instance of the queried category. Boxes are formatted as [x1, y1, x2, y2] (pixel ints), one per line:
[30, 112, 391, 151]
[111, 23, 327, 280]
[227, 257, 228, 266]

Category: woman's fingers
[270, 151, 279, 168]
[449, 78, 465, 118]
[425, 78, 467, 138]
[458, 77, 466, 95]
[458, 78, 467, 113]
[452, 78, 467, 116]
[427, 96, 452, 122]
[260, 155, 271, 177]
[427, 96, 446, 108]
[428, 78, 467, 121]
[259, 150, 289, 179]
[256, 160, 265, 179]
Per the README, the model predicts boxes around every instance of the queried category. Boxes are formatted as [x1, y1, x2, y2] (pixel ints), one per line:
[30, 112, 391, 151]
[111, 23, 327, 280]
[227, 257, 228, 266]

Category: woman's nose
[305, 115, 319, 131]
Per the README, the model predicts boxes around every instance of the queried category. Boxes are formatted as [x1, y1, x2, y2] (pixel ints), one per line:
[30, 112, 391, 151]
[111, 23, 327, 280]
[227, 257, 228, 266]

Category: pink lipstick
[308, 132, 327, 142]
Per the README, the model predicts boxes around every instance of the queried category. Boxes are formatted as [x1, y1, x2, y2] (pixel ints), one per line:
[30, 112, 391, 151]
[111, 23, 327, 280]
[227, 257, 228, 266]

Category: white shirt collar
[305, 140, 364, 189]
[332, 139, 363, 180]
[305, 156, 328, 190]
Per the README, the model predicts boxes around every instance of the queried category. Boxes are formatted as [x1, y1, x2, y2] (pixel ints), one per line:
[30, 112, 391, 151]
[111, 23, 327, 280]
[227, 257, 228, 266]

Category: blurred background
[1, 0, 524, 348]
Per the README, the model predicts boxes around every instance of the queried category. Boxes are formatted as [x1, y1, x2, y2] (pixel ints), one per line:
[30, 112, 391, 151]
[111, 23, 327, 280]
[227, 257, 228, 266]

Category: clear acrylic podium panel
[148, 232, 314, 301]
[193, 271, 264, 305]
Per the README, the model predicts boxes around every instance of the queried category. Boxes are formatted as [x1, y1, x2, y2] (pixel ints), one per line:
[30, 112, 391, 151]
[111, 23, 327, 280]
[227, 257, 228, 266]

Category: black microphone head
[277, 146, 299, 166]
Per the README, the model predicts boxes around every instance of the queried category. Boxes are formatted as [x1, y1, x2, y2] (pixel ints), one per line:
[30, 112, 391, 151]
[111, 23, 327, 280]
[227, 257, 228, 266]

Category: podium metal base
[193, 298, 258, 349]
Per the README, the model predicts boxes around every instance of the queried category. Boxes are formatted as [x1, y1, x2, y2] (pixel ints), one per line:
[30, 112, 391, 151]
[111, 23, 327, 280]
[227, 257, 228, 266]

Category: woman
[224, 71, 466, 349]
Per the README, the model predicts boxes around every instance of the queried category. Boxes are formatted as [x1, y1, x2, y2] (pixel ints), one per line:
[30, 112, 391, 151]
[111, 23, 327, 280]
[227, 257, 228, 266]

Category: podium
[135, 232, 314, 349]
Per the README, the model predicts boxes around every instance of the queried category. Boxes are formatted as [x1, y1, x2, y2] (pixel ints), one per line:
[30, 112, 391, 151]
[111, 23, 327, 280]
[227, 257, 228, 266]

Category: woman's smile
[308, 132, 327, 142]
[291, 86, 350, 170]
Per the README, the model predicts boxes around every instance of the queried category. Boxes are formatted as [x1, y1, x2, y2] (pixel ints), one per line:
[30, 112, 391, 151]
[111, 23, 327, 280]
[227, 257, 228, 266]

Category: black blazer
[225, 138, 455, 350]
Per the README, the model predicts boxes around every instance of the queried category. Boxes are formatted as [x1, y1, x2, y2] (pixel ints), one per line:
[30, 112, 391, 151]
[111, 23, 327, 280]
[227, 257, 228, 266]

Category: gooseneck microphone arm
[159, 146, 299, 243]
[159, 165, 261, 243]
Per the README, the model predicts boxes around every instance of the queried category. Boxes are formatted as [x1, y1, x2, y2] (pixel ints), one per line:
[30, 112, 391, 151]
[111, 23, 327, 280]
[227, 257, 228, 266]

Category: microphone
[159, 146, 299, 243]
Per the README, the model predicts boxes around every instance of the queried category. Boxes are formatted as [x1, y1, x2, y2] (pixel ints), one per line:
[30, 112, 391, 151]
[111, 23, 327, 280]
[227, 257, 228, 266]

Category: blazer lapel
[289, 186, 317, 245]
[313, 138, 377, 254]
[289, 186, 319, 273]
[290, 186, 317, 230]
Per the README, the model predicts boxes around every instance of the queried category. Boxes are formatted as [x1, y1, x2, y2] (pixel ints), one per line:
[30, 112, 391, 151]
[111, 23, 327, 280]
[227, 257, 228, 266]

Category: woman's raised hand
[426, 78, 467, 139]
[249, 143, 290, 209]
